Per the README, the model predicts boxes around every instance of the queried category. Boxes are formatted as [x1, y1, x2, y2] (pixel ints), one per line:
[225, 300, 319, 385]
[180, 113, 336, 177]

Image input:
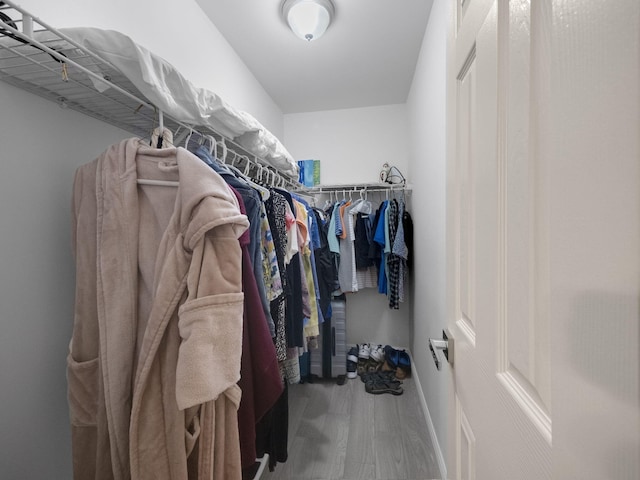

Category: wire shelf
[0, 0, 301, 189]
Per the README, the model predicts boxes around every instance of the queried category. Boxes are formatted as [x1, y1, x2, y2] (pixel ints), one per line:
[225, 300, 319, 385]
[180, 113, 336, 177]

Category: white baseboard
[409, 350, 448, 480]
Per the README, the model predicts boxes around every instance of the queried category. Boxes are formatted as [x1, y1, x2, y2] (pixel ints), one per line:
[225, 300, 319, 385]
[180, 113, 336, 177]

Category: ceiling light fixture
[282, 0, 335, 42]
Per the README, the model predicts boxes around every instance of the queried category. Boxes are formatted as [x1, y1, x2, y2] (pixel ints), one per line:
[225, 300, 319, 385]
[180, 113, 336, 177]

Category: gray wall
[0, 81, 129, 478]
[406, 0, 450, 470]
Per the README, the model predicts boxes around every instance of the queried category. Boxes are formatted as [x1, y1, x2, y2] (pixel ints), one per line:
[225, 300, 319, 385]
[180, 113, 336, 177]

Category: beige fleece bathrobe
[67, 138, 249, 480]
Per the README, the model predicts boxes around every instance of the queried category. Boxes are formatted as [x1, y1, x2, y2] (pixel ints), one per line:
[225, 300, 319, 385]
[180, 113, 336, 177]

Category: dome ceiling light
[282, 0, 335, 42]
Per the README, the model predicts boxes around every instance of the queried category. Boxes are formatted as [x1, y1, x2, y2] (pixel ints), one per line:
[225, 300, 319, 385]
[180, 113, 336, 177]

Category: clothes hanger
[247, 163, 270, 200]
[157, 110, 164, 148]
[149, 110, 174, 148]
[361, 188, 373, 214]
[137, 178, 179, 187]
[348, 188, 361, 207]
[226, 152, 250, 180]
[183, 127, 193, 149]
[208, 135, 218, 159]
[208, 135, 217, 157]
[224, 153, 269, 200]
[217, 139, 227, 161]
[139, 111, 178, 186]
[323, 191, 332, 210]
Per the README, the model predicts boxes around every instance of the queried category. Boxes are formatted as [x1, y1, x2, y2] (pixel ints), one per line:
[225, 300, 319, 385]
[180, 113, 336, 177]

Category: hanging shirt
[277, 190, 304, 349]
[284, 202, 298, 265]
[334, 200, 345, 238]
[327, 201, 342, 254]
[368, 205, 384, 278]
[311, 208, 338, 319]
[373, 200, 389, 295]
[354, 212, 374, 269]
[265, 190, 289, 364]
[338, 200, 352, 239]
[387, 199, 401, 309]
[294, 199, 320, 338]
[292, 194, 325, 327]
[338, 202, 360, 293]
[229, 187, 284, 471]
[392, 200, 409, 303]
[260, 202, 283, 302]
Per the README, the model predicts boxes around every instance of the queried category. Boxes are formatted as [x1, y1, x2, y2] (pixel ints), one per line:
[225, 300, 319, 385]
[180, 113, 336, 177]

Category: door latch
[429, 329, 453, 370]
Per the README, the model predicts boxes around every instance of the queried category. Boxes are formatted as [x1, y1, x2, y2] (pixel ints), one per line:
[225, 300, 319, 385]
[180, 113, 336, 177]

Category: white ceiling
[196, 0, 434, 114]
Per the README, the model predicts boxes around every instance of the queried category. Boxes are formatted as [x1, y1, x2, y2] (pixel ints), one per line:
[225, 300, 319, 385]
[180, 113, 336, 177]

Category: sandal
[361, 370, 399, 384]
[365, 377, 404, 395]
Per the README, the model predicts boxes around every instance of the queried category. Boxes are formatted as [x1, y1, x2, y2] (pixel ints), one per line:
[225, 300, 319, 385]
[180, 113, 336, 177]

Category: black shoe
[346, 346, 358, 379]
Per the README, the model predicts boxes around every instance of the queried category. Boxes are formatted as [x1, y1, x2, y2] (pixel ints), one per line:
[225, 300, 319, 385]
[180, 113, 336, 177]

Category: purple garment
[231, 187, 284, 470]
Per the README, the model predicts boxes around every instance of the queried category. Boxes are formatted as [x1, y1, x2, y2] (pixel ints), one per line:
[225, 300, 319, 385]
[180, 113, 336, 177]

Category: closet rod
[300, 183, 412, 194]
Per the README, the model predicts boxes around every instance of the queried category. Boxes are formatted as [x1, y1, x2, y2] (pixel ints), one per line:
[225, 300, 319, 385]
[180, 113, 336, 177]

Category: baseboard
[409, 350, 448, 480]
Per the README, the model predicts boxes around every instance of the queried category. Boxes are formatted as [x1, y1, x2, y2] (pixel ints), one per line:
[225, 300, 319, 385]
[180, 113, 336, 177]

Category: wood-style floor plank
[260, 375, 440, 480]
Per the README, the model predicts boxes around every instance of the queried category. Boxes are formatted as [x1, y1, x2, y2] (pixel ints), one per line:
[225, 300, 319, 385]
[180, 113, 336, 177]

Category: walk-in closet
[1, 1, 638, 480]
[0, 1, 444, 478]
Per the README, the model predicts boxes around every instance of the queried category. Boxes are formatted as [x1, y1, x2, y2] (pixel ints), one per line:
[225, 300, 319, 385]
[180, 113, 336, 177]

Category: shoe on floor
[358, 343, 371, 359]
[369, 344, 385, 362]
[347, 346, 359, 363]
[397, 350, 411, 378]
[383, 345, 399, 368]
[346, 346, 358, 379]
[361, 370, 401, 384]
[357, 358, 368, 377]
[365, 358, 381, 373]
[364, 374, 404, 395]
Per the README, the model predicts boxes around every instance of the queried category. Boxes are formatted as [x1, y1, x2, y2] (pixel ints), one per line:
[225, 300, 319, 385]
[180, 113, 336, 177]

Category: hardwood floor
[260, 375, 441, 480]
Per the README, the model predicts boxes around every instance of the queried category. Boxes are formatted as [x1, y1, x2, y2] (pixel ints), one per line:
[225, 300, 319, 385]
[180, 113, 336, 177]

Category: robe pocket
[176, 292, 244, 410]
[67, 354, 99, 426]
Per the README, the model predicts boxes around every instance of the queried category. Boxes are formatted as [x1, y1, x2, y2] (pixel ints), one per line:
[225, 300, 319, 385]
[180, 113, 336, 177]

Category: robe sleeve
[175, 221, 246, 411]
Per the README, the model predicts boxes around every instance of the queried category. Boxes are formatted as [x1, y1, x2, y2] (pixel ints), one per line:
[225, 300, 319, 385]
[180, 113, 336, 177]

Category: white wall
[406, 0, 450, 470]
[284, 104, 412, 349]
[284, 104, 409, 185]
[17, 0, 284, 138]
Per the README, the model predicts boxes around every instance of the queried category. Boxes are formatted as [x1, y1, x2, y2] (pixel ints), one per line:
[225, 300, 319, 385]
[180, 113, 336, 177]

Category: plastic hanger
[183, 127, 193, 149]
[157, 111, 164, 148]
[209, 135, 218, 159]
[230, 154, 252, 180]
[207, 135, 216, 156]
[354, 189, 372, 214]
[140, 114, 178, 186]
[137, 178, 179, 187]
[248, 164, 270, 200]
[217, 139, 228, 161]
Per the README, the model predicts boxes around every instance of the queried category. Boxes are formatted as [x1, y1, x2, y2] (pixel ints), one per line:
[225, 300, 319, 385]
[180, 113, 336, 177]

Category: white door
[445, 0, 639, 479]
